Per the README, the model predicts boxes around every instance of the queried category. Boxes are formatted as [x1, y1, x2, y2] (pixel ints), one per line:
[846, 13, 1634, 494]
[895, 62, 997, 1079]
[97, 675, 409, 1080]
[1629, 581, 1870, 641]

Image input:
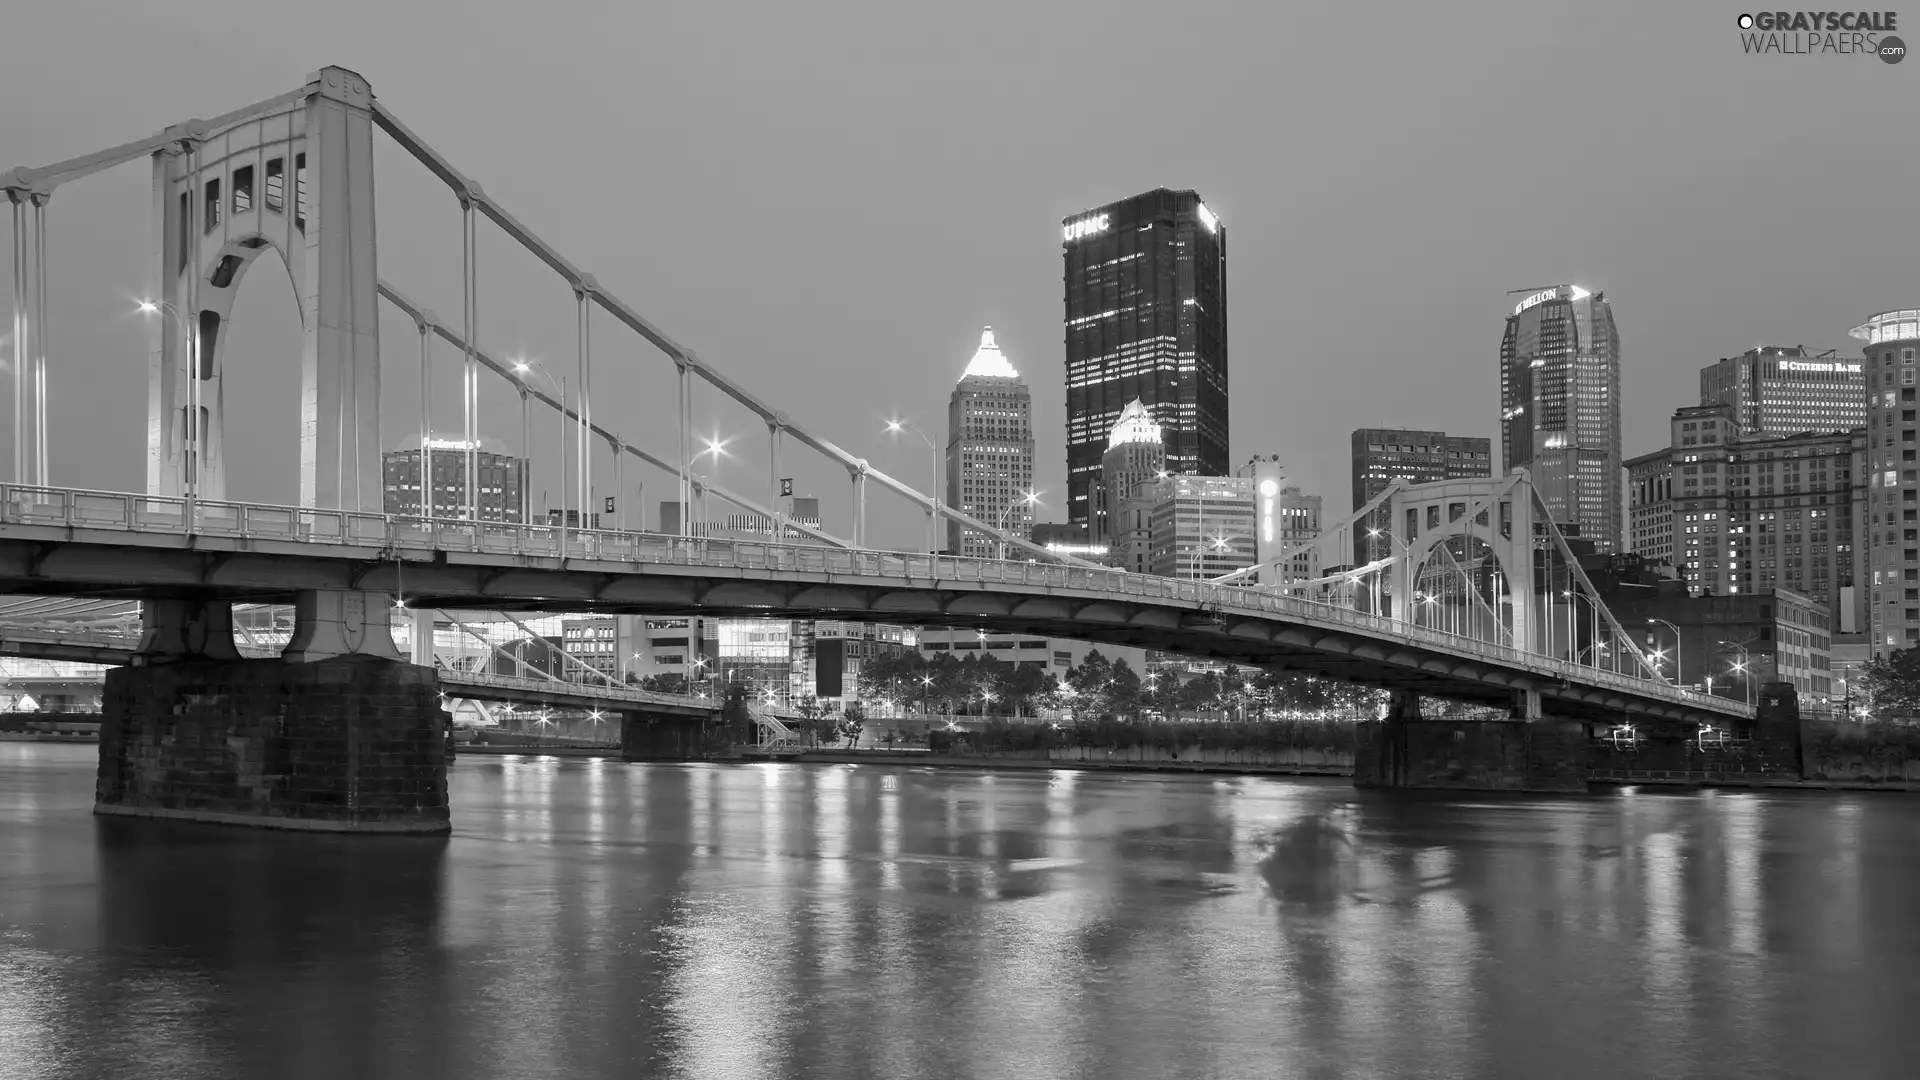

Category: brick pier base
[95, 655, 449, 834]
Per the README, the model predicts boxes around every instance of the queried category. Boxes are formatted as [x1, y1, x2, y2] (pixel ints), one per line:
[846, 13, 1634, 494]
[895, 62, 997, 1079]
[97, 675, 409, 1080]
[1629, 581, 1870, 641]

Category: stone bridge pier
[1353, 689, 1592, 794]
[95, 590, 449, 833]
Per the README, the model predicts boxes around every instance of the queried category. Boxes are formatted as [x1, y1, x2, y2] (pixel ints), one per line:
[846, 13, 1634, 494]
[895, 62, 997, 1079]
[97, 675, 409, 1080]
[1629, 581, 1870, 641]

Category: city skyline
[0, 3, 1912, 557]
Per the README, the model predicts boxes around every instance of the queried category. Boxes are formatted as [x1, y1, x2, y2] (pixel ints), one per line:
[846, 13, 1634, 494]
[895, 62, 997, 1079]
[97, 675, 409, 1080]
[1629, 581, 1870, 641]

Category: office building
[1582, 556, 1834, 698]
[1500, 285, 1622, 550]
[660, 496, 820, 540]
[1147, 474, 1256, 580]
[1700, 345, 1865, 437]
[1624, 401, 1864, 631]
[915, 631, 1148, 685]
[1853, 308, 1920, 655]
[1063, 188, 1228, 529]
[381, 435, 526, 522]
[1092, 398, 1167, 546]
[1350, 428, 1493, 563]
[945, 328, 1035, 558]
[1236, 455, 1322, 582]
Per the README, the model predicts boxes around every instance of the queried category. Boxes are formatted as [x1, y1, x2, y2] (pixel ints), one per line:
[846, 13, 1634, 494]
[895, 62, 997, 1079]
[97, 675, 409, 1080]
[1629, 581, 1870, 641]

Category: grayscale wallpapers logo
[1737, 11, 1904, 60]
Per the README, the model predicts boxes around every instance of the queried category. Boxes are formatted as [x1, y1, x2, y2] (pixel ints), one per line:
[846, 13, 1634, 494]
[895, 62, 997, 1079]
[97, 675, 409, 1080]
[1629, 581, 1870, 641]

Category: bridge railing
[0, 483, 1742, 714]
[439, 668, 716, 711]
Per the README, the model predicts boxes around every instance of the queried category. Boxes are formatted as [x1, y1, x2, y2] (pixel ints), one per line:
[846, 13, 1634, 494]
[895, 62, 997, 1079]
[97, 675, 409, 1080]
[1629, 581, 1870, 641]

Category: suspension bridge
[0, 66, 1748, 831]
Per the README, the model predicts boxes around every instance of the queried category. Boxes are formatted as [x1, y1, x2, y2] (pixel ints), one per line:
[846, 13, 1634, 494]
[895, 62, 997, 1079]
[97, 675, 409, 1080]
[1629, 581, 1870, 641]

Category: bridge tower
[1382, 473, 1538, 650]
[147, 66, 382, 512]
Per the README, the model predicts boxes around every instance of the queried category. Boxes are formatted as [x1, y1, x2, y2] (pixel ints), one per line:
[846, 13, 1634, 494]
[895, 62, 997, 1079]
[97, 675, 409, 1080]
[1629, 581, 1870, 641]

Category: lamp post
[692, 436, 727, 536]
[997, 490, 1041, 561]
[138, 299, 201, 524]
[1648, 618, 1683, 687]
[1719, 639, 1756, 706]
[1365, 528, 1416, 619]
[885, 418, 940, 554]
[514, 360, 567, 531]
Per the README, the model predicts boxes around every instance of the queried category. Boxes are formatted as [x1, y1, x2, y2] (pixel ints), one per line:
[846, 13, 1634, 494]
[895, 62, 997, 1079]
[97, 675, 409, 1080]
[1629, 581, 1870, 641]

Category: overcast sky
[0, 0, 1913, 547]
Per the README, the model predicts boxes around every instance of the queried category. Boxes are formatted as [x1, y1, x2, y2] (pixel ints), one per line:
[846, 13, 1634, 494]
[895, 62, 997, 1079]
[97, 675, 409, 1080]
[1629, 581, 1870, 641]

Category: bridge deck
[0, 485, 1753, 726]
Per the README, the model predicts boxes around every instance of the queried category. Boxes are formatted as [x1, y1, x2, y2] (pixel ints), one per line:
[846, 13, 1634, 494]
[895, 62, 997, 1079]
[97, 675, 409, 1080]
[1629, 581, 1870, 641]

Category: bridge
[0, 66, 1747, 832]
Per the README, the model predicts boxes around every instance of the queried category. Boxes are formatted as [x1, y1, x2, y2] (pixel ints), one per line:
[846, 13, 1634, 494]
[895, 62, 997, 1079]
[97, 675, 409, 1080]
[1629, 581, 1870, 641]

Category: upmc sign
[1062, 214, 1110, 242]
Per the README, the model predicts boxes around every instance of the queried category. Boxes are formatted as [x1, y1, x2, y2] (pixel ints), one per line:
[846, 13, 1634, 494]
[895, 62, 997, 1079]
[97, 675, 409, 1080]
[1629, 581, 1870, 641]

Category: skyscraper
[1625, 402, 1864, 630]
[1700, 345, 1866, 437]
[1349, 428, 1493, 564]
[1851, 307, 1920, 656]
[945, 328, 1035, 558]
[1500, 284, 1622, 550]
[1093, 399, 1167, 543]
[1062, 188, 1228, 530]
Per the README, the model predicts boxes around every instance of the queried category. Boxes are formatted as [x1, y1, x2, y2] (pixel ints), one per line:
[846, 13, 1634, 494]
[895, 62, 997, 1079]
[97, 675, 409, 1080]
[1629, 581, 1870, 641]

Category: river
[1, 741, 1916, 1079]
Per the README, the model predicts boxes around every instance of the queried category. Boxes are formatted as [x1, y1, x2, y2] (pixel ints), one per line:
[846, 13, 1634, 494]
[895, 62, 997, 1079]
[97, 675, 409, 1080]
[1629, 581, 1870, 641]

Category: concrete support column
[1509, 688, 1543, 721]
[283, 589, 401, 662]
[135, 598, 242, 663]
[1386, 689, 1424, 721]
[409, 608, 434, 667]
[95, 655, 448, 833]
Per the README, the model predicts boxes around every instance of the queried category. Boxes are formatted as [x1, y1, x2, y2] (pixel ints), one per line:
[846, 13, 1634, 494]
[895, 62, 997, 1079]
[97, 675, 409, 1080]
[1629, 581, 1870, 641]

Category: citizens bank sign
[1781, 360, 1864, 374]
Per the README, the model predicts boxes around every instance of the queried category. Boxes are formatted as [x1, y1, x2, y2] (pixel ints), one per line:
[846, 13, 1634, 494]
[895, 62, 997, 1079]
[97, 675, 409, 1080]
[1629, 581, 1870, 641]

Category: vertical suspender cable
[678, 364, 689, 538]
[419, 320, 432, 522]
[577, 290, 591, 527]
[10, 195, 23, 485]
[34, 198, 48, 487]
[464, 206, 479, 522]
[459, 200, 473, 521]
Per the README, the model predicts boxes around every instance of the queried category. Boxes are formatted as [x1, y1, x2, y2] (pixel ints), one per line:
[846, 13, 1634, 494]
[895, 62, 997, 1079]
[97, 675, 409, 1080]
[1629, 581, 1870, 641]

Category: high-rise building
[381, 435, 526, 522]
[1624, 401, 1864, 631]
[1500, 284, 1622, 550]
[1147, 474, 1255, 580]
[1852, 308, 1920, 656]
[1700, 345, 1866, 437]
[1093, 398, 1167, 544]
[945, 328, 1035, 557]
[1349, 428, 1493, 564]
[1062, 188, 1228, 529]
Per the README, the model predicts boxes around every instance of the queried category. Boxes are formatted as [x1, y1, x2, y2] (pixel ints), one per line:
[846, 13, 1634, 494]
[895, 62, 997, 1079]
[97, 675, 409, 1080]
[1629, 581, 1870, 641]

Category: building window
[265, 158, 284, 211]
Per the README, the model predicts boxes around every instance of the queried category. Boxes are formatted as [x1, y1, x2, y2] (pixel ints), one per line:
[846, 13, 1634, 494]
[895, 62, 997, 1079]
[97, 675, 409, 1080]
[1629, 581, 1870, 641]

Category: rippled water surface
[3, 742, 1919, 1079]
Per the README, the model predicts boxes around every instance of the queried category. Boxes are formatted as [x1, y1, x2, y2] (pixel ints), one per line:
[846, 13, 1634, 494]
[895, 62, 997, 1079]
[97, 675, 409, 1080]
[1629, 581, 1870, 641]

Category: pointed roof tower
[961, 326, 1019, 380]
[1107, 397, 1164, 448]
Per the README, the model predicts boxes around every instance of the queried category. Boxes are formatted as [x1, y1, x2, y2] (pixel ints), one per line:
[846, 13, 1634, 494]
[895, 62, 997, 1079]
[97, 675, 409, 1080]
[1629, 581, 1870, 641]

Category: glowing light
[885, 420, 903, 433]
[1062, 213, 1110, 242]
[961, 327, 1019, 379]
[1195, 202, 1219, 234]
[136, 300, 159, 315]
[1107, 398, 1164, 448]
[512, 360, 530, 373]
[1258, 479, 1279, 497]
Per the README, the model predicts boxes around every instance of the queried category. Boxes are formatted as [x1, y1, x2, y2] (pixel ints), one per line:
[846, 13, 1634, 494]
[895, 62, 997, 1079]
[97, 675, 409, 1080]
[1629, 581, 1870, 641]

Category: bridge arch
[1386, 474, 1538, 651]
[146, 66, 380, 511]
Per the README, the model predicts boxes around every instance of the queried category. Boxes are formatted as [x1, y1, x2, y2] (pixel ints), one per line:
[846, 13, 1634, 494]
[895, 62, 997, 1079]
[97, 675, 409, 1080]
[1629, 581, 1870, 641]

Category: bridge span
[0, 483, 1747, 728]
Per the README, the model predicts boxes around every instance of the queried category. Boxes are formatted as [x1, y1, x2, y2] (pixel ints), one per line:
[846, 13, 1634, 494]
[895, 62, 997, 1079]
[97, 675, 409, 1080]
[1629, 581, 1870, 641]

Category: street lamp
[1365, 528, 1416, 618]
[885, 418, 940, 554]
[1648, 618, 1683, 687]
[515, 360, 568, 530]
[1719, 639, 1757, 706]
[139, 299, 203, 521]
[997, 490, 1041, 561]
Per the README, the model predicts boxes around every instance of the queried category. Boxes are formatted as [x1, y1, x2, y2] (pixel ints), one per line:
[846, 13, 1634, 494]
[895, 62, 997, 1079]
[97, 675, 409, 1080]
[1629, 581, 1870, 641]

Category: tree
[639, 672, 689, 695]
[1859, 647, 1920, 718]
[841, 701, 867, 747]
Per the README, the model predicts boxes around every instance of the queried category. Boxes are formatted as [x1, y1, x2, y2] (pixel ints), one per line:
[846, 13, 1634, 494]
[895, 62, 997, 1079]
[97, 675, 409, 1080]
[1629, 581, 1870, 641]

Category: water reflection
[5, 746, 1920, 1078]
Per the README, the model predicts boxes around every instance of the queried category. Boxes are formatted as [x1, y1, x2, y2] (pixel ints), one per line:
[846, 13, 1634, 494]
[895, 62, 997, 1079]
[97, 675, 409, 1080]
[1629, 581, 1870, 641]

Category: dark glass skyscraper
[1062, 188, 1227, 533]
[1500, 285, 1622, 550]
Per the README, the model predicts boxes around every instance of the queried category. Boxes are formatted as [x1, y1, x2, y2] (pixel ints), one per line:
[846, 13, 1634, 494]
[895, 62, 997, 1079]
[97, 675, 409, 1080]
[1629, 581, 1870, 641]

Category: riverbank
[737, 746, 1351, 777]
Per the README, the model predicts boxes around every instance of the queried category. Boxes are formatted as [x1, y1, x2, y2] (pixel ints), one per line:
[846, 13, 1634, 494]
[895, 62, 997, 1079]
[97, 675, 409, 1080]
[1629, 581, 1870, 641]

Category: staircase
[749, 706, 801, 753]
